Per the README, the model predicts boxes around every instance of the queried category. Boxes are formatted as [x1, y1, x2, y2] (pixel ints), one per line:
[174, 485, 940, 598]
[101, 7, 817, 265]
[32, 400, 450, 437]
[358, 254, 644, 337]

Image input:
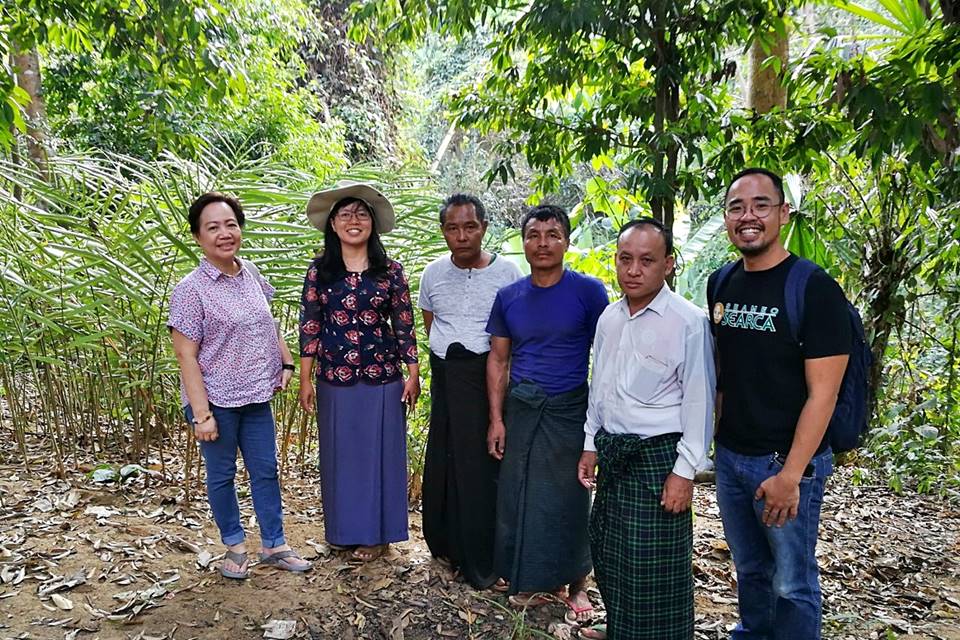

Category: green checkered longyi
[590, 430, 694, 640]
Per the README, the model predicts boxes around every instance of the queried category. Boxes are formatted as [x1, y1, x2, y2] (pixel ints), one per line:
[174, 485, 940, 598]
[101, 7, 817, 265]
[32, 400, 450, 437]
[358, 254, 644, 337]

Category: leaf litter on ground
[0, 425, 959, 639]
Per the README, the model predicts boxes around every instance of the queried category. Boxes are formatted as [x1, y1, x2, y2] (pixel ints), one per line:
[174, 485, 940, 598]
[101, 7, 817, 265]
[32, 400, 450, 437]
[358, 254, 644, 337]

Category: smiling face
[194, 201, 242, 264]
[724, 172, 790, 258]
[616, 225, 674, 311]
[330, 200, 373, 249]
[442, 203, 487, 265]
[522, 217, 569, 272]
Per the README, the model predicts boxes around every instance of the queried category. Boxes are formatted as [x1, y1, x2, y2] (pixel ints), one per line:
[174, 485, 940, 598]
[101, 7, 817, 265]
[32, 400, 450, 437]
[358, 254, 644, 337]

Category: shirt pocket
[621, 353, 670, 403]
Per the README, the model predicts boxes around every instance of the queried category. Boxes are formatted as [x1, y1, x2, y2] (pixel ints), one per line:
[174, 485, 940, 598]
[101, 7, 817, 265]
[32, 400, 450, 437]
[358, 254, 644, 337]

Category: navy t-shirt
[486, 270, 609, 396]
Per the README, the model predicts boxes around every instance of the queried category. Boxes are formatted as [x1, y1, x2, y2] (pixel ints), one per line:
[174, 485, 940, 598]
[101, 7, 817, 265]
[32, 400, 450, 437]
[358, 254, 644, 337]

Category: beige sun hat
[306, 180, 396, 234]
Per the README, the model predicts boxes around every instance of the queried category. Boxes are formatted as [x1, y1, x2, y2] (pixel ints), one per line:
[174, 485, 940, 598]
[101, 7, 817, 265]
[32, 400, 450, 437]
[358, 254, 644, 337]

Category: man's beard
[737, 241, 771, 257]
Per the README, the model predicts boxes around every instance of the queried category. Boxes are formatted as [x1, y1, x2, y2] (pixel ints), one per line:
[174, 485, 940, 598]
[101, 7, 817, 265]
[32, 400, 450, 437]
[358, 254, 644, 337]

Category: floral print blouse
[299, 259, 418, 386]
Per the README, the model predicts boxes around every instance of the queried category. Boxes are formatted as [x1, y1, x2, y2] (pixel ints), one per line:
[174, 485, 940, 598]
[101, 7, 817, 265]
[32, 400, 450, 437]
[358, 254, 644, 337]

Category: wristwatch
[192, 412, 213, 426]
[281, 363, 295, 371]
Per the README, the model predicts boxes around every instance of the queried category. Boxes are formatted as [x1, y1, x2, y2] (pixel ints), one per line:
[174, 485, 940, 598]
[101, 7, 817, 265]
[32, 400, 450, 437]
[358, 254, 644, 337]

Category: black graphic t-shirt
[707, 255, 851, 455]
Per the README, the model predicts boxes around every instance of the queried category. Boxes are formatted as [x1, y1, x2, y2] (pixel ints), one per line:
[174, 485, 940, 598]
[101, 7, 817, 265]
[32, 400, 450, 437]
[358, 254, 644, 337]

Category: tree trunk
[7, 54, 23, 200]
[430, 121, 459, 173]
[11, 44, 48, 177]
[941, 0, 958, 24]
[861, 231, 908, 428]
[651, 20, 679, 285]
[748, 29, 789, 112]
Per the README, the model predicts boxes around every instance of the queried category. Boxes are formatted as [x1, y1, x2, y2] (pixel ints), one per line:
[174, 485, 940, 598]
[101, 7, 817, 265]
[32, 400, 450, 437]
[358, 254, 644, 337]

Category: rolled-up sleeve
[167, 281, 203, 343]
[583, 319, 608, 452]
[674, 317, 716, 479]
[299, 263, 322, 357]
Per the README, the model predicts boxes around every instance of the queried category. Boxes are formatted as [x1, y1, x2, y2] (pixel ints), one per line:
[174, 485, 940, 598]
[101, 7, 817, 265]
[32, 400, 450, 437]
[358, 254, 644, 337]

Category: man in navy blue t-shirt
[485, 204, 608, 622]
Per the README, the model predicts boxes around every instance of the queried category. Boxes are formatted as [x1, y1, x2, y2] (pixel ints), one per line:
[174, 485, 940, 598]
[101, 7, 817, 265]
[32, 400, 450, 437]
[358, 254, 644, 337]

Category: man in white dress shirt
[577, 218, 716, 640]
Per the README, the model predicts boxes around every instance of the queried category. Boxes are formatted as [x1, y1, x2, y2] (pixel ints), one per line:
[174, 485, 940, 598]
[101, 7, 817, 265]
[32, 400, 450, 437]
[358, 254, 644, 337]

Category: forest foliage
[1, 0, 959, 497]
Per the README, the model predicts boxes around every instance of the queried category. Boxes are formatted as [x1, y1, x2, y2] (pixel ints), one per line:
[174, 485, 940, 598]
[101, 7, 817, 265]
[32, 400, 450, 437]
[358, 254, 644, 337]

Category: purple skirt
[315, 379, 409, 546]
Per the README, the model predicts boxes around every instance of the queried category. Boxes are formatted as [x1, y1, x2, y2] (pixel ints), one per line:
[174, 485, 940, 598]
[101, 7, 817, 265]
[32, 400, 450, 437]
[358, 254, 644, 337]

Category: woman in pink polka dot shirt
[168, 192, 312, 579]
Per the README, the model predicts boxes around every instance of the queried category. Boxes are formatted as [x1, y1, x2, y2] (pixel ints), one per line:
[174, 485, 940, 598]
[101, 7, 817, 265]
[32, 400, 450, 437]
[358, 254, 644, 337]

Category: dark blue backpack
[710, 258, 873, 453]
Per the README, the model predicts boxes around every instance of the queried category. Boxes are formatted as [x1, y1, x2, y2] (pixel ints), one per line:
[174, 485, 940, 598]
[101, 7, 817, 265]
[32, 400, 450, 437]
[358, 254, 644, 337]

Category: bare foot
[579, 624, 607, 639]
[352, 544, 386, 561]
[508, 589, 563, 608]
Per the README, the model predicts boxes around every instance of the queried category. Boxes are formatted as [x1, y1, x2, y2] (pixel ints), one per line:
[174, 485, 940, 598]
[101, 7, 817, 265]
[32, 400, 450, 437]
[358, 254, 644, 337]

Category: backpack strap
[709, 260, 742, 307]
[784, 257, 822, 345]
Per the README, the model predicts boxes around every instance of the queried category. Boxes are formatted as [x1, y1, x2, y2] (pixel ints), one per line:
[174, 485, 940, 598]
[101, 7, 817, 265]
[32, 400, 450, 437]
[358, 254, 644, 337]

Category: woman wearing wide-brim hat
[298, 181, 420, 562]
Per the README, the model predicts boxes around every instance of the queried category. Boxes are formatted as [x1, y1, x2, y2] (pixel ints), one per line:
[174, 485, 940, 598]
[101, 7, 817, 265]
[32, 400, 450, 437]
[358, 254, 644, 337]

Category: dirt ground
[1, 442, 959, 640]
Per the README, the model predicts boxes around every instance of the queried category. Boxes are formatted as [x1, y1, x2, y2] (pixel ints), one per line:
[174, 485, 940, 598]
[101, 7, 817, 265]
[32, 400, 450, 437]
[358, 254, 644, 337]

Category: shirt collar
[200, 257, 245, 281]
[620, 282, 672, 319]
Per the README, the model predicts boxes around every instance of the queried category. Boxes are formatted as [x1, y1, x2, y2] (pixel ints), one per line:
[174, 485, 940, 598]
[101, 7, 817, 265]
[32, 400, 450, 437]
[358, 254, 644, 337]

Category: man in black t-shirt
[708, 168, 850, 640]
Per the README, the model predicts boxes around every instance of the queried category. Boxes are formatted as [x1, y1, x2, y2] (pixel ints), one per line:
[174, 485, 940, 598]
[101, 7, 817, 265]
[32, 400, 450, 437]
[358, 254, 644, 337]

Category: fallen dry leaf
[196, 550, 214, 568]
[262, 619, 296, 639]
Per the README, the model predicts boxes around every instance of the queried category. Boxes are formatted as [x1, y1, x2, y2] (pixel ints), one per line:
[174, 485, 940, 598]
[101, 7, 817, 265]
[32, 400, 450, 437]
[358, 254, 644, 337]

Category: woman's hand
[194, 415, 219, 442]
[279, 368, 294, 391]
[401, 375, 420, 413]
[299, 383, 316, 414]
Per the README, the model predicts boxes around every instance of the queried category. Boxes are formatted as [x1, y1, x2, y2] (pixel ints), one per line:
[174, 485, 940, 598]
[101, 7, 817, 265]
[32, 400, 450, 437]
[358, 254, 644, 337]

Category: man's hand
[755, 473, 800, 526]
[577, 451, 597, 489]
[487, 420, 506, 460]
[194, 416, 219, 442]
[661, 473, 693, 513]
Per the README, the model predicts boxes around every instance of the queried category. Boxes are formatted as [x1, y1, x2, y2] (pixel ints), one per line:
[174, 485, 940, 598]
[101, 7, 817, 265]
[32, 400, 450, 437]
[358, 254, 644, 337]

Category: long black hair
[316, 197, 390, 283]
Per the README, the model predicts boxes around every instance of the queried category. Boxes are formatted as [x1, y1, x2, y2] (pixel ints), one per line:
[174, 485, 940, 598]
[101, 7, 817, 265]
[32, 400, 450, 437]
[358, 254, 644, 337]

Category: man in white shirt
[577, 218, 716, 640]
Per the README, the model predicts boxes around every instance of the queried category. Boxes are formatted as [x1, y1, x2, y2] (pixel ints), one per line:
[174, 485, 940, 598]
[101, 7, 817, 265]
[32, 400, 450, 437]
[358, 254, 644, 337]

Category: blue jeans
[185, 402, 286, 548]
[715, 444, 833, 640]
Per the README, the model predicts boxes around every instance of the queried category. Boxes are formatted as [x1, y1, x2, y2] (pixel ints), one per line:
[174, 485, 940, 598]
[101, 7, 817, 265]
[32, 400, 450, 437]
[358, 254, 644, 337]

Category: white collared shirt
[584, 284, 716, 479]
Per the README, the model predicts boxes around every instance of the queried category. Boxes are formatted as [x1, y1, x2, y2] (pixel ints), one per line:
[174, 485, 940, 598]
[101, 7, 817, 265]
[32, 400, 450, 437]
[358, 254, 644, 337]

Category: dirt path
[1, 447, 958, 640]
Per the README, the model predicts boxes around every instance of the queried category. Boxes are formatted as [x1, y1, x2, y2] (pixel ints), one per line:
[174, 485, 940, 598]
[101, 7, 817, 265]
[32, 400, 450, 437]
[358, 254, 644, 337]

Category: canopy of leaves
[355, 0, 791, 218]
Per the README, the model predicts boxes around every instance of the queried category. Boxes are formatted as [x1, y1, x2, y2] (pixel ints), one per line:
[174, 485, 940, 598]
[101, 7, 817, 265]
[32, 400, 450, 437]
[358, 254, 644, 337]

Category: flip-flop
[564, 596, 594, 624]
[351, 545, 385, 562]
[508, 592, 558, 609]
[220, 550, 249, 579]
[491, 578, 510, 593]
[579, 624, 606, 639]
[259, 549, 312, 572]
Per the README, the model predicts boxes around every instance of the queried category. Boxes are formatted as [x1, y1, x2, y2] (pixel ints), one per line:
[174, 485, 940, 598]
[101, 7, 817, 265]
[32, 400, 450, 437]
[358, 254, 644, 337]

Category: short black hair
[724, 168, 786, 204]
[520, 204, 570, 239]
[439, 193, 486, 224]
[617, 217, 674, 255]
[188, 192, 245, 234]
